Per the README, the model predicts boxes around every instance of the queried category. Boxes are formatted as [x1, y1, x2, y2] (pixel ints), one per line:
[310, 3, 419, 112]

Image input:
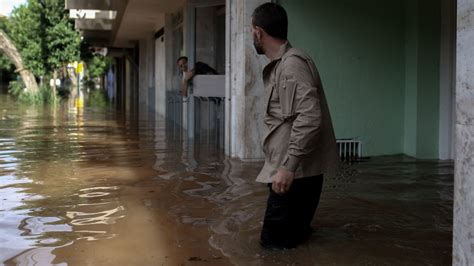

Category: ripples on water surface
[0, 94, 453, 265]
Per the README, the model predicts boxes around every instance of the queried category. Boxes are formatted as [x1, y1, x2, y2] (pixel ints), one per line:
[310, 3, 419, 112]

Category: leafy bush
[87, 89, 108, 108]
[9, 80, 57, 105]
[87, 56, 111, 79]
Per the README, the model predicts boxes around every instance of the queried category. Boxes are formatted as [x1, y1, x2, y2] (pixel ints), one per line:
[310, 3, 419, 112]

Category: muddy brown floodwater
[0, 94, 453, 265]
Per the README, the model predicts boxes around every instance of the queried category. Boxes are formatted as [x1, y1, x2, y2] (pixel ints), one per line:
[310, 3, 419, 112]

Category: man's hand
[272, 168, 295, 195]
[183, 70, 195, 81]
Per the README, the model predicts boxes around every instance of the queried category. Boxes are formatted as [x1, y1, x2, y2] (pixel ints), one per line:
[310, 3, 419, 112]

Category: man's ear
[255, 26, 263, 39]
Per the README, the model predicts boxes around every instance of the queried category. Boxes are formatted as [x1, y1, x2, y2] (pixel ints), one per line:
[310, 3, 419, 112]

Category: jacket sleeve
[279, 56, 322, 172]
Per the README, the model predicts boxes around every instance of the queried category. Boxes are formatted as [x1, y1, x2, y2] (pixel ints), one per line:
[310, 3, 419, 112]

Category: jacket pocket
[280, 78, 297, 119]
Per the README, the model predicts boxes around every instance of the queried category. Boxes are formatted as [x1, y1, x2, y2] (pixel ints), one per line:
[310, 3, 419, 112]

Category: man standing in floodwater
[252, 3, 339, 249]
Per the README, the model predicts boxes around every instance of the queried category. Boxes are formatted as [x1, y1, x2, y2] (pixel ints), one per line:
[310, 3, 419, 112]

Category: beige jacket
[256, 43, 339, 183]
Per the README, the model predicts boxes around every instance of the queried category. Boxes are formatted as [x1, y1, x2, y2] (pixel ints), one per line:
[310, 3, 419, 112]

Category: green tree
[87, 56, 111, 79]
[0, 21, 39, 94]
[0, 52, 13, 73]
[46, 21, 81, 70]
[0, 16, 13, 72]
[0, 17, 14, 90]
[5, 0, 81, 102]
[8, 0, 80, 79]
[8, 2, 44, 76]
[42, 0, 80, 71]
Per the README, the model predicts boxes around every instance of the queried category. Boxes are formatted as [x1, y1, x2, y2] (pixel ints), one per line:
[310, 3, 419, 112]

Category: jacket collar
[262, 41, 292, 79]
[272, 41, 292, 62]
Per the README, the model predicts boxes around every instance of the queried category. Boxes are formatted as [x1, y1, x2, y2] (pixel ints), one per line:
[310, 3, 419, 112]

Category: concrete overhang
[66, 0, 128, 47]
[70, 9, 117, 20]
[65, 0, 125, 11]
[75, 19, 114, 31]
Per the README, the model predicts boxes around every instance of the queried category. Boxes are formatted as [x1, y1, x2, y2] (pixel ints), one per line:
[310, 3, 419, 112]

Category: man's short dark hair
[177, 56, 188, 63]
[252, 3, 288, 40]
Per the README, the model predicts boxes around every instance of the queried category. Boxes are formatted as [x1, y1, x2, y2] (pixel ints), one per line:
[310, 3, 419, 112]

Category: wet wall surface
[0, 94, 453, 265]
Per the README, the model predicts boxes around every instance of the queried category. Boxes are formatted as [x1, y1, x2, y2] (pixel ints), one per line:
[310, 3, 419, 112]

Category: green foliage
[0, 53, 13, 72]
[81, 50, 112, 91]
[8, 2, 44, 76]
[9, 80, 57, 105]
[4, 0, 110, 106]
[42, 0, 81, 71]
[87, 89, 109, 108]
[0, 17, 14, 72]
[46, 21, 80, 69]
[8, 80, 24, 98]
[7, 0, 80, 76]
[87, 56, 111, 79]
[81, 41, 112, 81]
[0, 17, 8, 35]
[42, 0, 65, 25]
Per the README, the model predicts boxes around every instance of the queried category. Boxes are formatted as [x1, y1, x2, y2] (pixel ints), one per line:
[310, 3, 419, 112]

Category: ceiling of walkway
[67, 0, 184, 48]
[114, 0, 185, 47]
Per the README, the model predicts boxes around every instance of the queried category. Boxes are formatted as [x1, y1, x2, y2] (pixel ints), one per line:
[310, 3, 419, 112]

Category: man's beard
[253, 36, 264, 55]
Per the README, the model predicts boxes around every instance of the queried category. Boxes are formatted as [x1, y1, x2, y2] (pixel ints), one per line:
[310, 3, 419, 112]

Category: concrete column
[184, 3, 196, 137]
[155, 32, 167, 118]
[225, 0, 267, 160]
[138, 39, 148, 108]
[125, 59, 132, 112]
[147, 36, 156, 111]
[138, 37, 155, 118]
[164, 14, 174, 95]
[454, 0, 474, 264]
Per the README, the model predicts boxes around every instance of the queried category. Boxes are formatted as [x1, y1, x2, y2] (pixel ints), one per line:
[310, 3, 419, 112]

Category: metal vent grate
[337, 139, 362, 161]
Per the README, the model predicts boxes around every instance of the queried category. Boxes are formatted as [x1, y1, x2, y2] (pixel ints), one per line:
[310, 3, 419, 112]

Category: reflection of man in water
[252, 3, 339, 249]
[176, 56, 218, 97]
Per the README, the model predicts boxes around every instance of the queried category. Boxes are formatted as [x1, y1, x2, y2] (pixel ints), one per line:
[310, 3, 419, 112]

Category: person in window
[176, 56, 218, 97]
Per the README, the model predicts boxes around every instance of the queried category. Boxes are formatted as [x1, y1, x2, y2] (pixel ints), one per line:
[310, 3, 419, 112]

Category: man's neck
[265, 39, 288, 61]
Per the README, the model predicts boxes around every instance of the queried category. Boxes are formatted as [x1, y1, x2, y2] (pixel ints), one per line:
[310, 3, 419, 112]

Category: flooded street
[0, 94, 452, 265]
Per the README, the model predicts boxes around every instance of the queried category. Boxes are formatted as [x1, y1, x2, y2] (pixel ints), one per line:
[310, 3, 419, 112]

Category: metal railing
[166, 90, 185, 127]
[165, 91, 225, 148]
[194, 96, 225, 148]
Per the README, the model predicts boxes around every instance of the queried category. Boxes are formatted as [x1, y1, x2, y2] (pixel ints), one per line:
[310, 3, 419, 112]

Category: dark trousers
[260, 175, 324, 249]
